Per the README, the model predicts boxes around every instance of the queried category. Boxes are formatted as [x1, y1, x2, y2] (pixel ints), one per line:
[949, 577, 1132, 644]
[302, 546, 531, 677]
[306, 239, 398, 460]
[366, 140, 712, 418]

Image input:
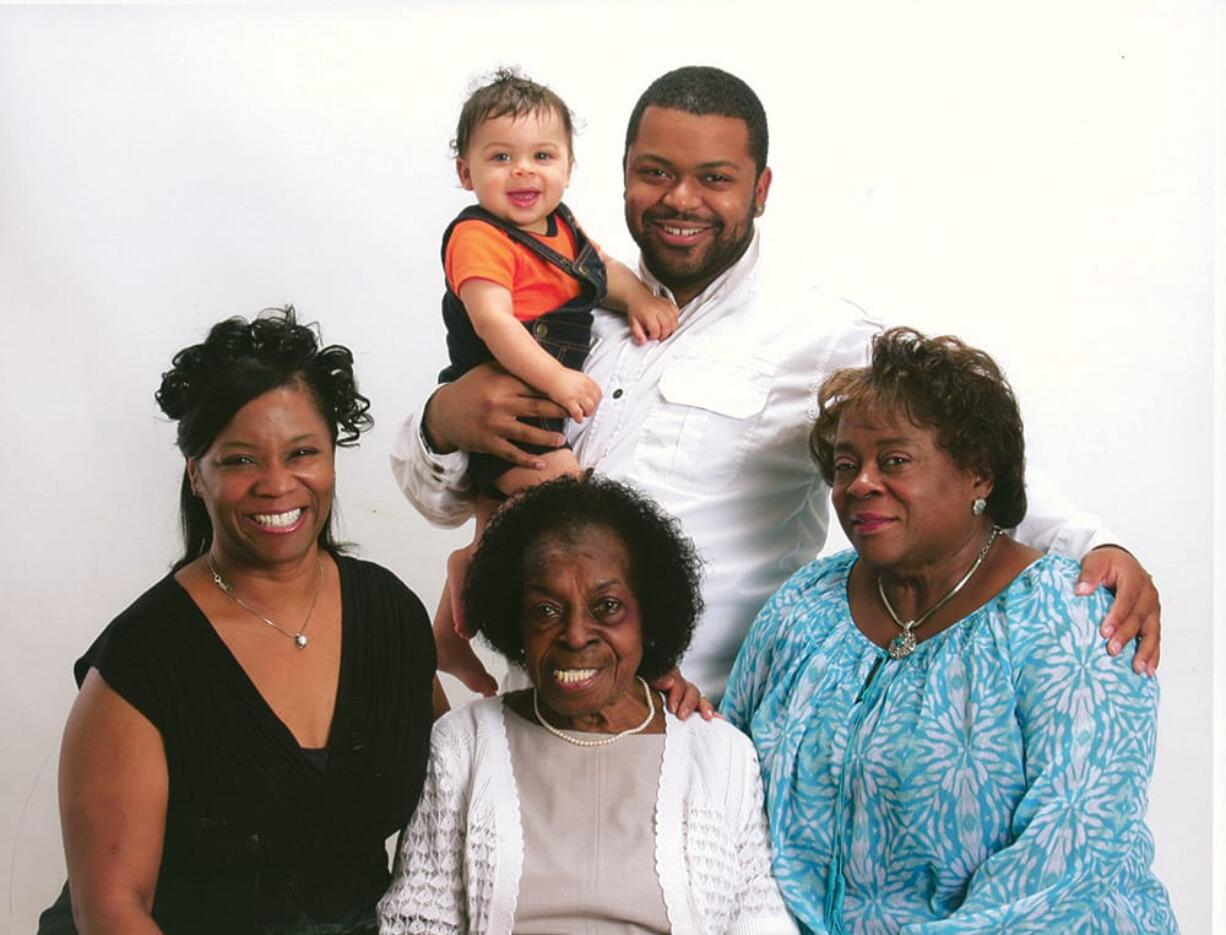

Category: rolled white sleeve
[389, 404, 476, 529]
[1010, 467, 1118, 558]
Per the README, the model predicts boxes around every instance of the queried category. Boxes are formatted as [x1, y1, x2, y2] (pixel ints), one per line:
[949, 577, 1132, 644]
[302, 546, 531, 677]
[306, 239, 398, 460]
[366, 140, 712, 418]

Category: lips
[548, 665, 603, 693]
[507, 190, 541, 208]
[644, 211, 717, 247]
[248, 508, 306, 533]
[851, 513, 894, 534]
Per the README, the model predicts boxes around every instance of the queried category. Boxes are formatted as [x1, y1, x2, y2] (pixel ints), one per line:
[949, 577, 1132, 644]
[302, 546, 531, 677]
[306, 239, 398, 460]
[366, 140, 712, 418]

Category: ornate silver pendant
[887, 630, 916, 660]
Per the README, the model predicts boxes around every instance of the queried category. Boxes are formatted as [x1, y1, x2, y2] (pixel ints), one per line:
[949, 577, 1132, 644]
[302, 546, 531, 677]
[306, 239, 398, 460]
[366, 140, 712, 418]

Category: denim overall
[438, 202, 608, 496]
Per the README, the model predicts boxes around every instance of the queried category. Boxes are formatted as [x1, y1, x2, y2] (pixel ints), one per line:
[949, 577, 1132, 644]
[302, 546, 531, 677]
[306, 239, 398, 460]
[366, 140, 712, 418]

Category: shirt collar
[638, 227, 761, 315]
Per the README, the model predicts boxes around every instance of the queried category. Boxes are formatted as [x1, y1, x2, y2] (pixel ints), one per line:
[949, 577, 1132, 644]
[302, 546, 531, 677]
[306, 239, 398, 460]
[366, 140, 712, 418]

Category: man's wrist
[421, 386, 457, 455]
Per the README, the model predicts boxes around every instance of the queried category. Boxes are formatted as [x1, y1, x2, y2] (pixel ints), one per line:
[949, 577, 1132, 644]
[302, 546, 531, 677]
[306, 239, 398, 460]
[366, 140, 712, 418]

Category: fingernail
[1147, 663, 1157, 678]
[1108, 640, 1121, 655]
[1101, 625, 1115, 639]
[1075, 582, 1093, 595]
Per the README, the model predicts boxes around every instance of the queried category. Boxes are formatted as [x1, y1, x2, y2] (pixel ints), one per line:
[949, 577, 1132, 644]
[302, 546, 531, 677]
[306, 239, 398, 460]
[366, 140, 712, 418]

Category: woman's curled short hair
[810, 327, 1027, 528]
[463, 474, 704, 681]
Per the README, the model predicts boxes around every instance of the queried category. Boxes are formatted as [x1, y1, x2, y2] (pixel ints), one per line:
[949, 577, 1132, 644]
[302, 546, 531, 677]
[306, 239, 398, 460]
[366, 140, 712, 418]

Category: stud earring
[972, 497, 987, 516]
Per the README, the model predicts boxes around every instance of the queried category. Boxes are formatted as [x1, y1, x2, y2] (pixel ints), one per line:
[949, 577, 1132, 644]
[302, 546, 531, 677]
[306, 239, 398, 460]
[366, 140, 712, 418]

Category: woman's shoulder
[335, 552, 412, 590]
[74, 572, 194, 686]
[426, 697, 511, 783]
[768, 550, 855, 610]
[747, 550, 856, 645]
[993, 551, 1117, 658]
[431, 696, 505, 744]
[335, 554, 430, 625]
[999, 551, 1113, 617]
[666, 707, 761, 770]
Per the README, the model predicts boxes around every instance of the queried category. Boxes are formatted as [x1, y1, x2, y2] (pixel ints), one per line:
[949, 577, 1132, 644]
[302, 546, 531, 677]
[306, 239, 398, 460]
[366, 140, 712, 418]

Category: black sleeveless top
[39, 555, 435, 935]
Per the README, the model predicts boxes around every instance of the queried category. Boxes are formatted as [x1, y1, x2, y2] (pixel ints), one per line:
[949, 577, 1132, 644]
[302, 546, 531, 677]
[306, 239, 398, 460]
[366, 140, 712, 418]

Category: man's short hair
[623, 66, 768, 174]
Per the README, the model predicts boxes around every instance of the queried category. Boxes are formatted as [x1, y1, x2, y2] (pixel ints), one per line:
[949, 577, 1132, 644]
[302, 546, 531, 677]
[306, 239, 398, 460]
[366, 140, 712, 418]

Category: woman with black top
[39, 308, 443, 935]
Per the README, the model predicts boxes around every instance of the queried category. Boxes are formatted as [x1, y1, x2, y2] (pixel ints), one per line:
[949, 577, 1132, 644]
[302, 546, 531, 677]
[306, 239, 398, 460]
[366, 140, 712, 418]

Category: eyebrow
[834, 436, 916, 450]
[480, 139, 563, 150]
[217, 432, 323, 450]
[523, 578, 623, 593]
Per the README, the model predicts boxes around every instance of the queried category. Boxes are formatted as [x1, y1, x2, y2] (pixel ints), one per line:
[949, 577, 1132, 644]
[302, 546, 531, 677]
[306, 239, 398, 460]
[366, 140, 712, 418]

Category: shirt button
[533, 322, 549, 338]
[612, 388, 623, 399]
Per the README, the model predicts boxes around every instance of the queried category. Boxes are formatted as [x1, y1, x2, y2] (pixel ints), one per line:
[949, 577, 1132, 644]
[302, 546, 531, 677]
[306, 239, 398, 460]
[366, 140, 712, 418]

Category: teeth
[554, 668, 598, 683]
[252, 509, 303, 528]
[662, 225, 702, 237]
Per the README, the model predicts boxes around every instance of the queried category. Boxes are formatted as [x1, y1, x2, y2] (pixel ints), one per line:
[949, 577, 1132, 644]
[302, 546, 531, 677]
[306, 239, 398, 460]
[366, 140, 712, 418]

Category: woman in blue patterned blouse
[722, 327, 1176, 934]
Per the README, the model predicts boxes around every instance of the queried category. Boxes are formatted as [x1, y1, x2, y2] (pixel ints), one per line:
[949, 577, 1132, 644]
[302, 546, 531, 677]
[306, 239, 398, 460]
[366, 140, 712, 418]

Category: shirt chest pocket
[634, 356, 772, 490]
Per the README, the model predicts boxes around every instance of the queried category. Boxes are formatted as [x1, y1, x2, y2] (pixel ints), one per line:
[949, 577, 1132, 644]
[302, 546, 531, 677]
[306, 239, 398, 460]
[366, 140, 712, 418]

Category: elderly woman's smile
[519, 527, 650, 732]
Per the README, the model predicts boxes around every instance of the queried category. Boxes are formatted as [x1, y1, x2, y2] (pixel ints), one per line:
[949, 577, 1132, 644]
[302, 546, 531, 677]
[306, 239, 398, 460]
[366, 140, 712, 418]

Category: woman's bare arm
[59, 669, 168, 935]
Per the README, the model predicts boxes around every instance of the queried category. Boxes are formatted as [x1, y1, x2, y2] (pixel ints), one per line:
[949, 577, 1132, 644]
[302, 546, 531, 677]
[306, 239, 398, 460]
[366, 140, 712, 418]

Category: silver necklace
[533, 676, 656, 747]
[206, 554, 323, 649]
[877, 526, 1002, 660]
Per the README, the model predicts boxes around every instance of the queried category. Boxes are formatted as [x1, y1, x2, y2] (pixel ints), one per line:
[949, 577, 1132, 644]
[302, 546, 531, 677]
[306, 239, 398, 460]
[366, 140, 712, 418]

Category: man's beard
[629, 203, 756, 299]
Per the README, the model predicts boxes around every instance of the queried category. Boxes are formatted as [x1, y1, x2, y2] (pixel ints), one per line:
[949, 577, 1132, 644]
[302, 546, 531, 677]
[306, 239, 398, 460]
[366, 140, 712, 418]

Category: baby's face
[456, 108, 573, 234]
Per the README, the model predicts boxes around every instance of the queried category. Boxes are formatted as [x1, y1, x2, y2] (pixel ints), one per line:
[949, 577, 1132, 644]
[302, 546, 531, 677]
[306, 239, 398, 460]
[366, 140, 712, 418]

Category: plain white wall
[0, 2, 1216, 931]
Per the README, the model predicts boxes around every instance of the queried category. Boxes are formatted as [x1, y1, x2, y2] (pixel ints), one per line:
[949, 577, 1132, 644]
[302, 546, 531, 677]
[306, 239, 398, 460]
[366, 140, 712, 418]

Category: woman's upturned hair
[155, 306, 372, 569]
[463, 474, 704, 681]
[810, 326, 1027, 527]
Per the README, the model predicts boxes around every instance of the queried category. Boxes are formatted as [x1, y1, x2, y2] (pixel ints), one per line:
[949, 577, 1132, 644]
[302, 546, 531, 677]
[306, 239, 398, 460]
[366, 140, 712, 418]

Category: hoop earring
[972, 497, 987, 516]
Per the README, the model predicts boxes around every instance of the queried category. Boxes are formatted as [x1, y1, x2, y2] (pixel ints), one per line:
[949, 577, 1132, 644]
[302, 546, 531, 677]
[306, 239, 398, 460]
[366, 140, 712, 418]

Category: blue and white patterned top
[722, 550, 1176, 934]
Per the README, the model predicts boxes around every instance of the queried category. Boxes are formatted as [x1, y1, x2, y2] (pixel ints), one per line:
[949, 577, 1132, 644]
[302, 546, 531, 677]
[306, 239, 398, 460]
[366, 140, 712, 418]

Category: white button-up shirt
[392, 231, 1112, 696]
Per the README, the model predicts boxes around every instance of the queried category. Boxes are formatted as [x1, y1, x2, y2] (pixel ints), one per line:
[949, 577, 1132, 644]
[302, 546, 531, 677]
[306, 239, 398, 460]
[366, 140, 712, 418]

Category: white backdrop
[1, 2, 1218, 931]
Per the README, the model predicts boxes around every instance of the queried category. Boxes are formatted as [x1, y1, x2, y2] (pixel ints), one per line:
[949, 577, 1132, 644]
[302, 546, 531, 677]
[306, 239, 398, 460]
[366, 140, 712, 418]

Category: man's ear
[753, 167, 773, 216]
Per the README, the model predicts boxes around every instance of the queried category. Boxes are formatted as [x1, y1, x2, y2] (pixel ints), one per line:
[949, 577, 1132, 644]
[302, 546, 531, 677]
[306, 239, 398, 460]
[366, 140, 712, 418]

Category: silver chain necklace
[877, 526, 1002, 660]
[533, 676, 656, 747]
[206, 554, 323, 649]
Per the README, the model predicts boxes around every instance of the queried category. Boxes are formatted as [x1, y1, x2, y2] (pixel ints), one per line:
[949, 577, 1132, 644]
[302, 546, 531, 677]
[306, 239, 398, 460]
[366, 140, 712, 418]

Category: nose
[254, 461, 296, 497]
[558, 609, 595, 651]
[661, 176, 700, 213]
[846, 465, 880, 498]
[512, 153, 535, 176]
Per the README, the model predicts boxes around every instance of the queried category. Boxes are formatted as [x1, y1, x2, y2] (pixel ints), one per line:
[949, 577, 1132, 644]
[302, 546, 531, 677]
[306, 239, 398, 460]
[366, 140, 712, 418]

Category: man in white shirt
[393, 66, 1160, 700]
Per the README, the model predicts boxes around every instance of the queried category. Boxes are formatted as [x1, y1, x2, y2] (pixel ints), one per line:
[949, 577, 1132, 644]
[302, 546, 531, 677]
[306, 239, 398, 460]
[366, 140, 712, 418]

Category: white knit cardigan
[377, 697, 797, 935]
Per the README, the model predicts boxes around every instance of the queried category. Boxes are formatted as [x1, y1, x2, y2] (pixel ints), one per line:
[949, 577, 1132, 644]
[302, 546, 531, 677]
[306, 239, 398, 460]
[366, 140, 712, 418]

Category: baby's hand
[543, 369, 602, 422]
[628, 294, 679, 344]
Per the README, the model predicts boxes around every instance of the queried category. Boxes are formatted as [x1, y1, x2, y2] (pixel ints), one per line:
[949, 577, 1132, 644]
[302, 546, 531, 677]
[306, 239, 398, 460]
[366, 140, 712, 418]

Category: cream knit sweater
[378, 697, 797, 935]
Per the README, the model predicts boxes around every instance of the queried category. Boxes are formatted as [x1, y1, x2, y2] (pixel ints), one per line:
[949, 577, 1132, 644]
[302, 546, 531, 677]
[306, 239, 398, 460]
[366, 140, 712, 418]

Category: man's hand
[1075, 546, 1161, 676]
[424, 363, 569, 469]
[650, 668, 717, 721]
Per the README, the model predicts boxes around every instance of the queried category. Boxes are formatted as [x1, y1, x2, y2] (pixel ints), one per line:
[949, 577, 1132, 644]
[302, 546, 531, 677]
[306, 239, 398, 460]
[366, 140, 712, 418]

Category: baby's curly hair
[156, 306, 372, 568]
[451, 67, 575, 159]
[463, 474, 704, 681]
[810, 327, 1027, 528]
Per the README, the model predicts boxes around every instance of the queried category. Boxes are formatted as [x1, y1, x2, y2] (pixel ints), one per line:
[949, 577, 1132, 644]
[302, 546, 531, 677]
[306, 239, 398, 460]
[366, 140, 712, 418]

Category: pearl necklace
[206, 554, 323, 649]
[532, 676, 656, 747]
[877, 526, 1002, 660]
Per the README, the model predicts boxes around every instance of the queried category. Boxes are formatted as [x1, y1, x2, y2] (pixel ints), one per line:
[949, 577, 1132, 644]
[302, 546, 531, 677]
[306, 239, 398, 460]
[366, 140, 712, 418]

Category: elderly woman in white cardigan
[378, 475, 795, 934]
